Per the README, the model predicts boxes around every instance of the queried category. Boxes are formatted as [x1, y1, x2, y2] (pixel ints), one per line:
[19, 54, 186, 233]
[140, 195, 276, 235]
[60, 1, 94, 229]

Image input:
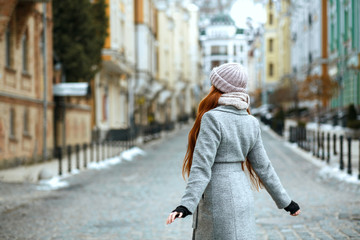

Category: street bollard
[90, 142, 94, 162]
[57, 147, 63, 176]
[321, 132, 325, 160]
[358, 138, 360, 180]
[83, 143, 88, 168]
[102, 141, 106, 161]
[313, 131, 316, 156]
[108, 141, 111, 158]
[317, 131, 320, 158]
[340, 136, 344, 170]
[327, 133, 330, 164]
[75, 144, 80, 170]
[96, 141, 100, 163]
[333, 134, 337, 155]
[347, 137, 352, 175]
[67, 145, 72, 173]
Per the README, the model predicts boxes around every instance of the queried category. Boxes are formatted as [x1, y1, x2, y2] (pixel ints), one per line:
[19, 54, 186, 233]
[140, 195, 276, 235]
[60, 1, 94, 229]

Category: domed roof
[210, 14, 235, 25]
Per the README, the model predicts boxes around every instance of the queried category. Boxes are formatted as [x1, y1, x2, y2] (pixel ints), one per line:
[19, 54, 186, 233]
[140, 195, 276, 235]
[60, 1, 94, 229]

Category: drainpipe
[42, 3, 48, 159]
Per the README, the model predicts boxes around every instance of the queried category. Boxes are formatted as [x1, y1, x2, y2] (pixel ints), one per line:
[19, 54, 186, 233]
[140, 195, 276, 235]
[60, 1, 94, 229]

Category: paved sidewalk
[0, 125, 360, 239]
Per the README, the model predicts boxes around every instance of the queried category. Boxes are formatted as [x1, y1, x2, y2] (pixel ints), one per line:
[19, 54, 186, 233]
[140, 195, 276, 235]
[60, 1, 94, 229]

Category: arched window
[22, 31, 29, 73]
[269, 63, 274, 77]
[5, 25, 13, 68]
[269, 38, 274, 52]
[10, 108, 16, 138]
[23, 108, 29, 134]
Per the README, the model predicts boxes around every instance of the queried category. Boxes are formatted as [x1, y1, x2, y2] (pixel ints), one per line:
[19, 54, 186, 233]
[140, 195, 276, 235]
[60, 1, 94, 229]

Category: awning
[53, 83, 89, 96]
[102, 60, 132, 76]
[145, 81, 163, 100]
[158, 90, 172, 104]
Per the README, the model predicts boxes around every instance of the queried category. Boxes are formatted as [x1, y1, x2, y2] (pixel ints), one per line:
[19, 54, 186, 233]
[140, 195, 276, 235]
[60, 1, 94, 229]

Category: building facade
[0, 0, 53, 167]
[93, 0, 136, 141]
[156, 0, 203, 123]
[329, 0, 360, 109]
[134, 0, 159, 128]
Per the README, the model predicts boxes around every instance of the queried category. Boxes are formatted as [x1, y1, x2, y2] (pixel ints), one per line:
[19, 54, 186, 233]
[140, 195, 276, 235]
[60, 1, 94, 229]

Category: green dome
[210, 14, 235, 25]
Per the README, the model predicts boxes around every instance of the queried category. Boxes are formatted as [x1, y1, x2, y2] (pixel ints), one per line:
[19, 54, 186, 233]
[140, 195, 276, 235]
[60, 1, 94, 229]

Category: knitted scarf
[218, 92, 250, 110]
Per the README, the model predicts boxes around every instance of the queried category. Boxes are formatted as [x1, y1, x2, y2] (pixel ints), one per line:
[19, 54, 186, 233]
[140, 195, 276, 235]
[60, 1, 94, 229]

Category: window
[308, 52, 313, 63]
[211, 46, 227, 55]
[5, 26, 12, 68]
[269, 14, 273, 25]
[22, 32, 28, 73]
[240, 45, 243, 52]
[269, 63, 274, 77]
[10, 108, 15, 138]
[269, 39, 273, 52]
[211, 61, 220, 69]
[23, 108, 29, 134]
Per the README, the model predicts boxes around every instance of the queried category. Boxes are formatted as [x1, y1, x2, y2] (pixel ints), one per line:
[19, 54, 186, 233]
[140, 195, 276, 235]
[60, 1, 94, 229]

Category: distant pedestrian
[166, 63, 300, 240]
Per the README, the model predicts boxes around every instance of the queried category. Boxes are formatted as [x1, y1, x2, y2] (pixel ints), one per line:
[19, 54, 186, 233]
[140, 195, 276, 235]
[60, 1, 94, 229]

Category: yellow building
[264, 0, 291, 90]
[0, 0, 54, 167]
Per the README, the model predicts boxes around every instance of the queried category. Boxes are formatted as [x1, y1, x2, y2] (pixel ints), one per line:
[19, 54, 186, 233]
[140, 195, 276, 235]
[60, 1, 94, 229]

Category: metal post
[102, 141, 106, 161]
[57, 147, 62, 176]
[321, 132, 325, 160]
[313, 131, 316, 156]
[90, 142, 94, 162]
[75, 144, 80, 170]
[340, 136, 344, 170]
[67, 145, 72, 173]
[83, 143, 88, 168]
[327, 133, 330, 163]
[347, 137, 352, 175]
[42, 3, 48, 159]
[317, 131, 320, 158]
[333, 134, 337, 155]
[358, 138, 360, 180]
[96, 141, 100, 163]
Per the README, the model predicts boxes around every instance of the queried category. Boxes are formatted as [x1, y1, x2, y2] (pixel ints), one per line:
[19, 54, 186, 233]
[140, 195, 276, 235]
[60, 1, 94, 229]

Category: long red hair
[182, 86, 264, 191]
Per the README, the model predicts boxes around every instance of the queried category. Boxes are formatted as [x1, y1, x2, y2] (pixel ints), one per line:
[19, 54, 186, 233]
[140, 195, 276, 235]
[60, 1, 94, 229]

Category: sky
[230, 0, 266, 28]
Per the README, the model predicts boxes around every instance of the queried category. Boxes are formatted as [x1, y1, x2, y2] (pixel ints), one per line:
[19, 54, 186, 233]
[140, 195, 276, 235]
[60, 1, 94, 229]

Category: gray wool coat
[180, 105, 291, 240]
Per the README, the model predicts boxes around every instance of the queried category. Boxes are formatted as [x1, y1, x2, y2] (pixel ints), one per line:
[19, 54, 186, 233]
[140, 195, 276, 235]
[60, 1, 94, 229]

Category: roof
[210, 14, 235, 26]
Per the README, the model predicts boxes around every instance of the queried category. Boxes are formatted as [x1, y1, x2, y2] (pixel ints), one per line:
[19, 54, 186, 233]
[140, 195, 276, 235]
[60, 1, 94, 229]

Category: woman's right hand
[284, 200, 300, 216]
[291, 209, 301, 216]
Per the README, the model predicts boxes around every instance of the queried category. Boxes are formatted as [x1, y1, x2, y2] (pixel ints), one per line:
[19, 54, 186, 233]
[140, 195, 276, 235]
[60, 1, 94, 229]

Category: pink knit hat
[210, 63, 248, 93]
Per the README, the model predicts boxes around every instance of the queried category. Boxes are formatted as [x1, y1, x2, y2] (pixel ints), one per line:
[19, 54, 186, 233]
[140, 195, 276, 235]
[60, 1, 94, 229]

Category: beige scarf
[218, 92, 250, 110]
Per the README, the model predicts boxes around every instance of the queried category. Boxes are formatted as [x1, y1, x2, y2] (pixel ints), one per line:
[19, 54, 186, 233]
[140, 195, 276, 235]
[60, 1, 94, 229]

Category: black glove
[172, 205, 192, 218]
[284, 200, 300, 214]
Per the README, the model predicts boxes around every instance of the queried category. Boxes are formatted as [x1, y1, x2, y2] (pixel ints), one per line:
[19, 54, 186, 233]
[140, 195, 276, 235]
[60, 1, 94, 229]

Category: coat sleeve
[247, 123, 291, 209]
[180, 113, 221, 213]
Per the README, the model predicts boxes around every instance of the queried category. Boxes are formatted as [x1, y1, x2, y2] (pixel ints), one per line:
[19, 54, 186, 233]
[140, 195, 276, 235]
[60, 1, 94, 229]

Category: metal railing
[289, 126, 360, 180]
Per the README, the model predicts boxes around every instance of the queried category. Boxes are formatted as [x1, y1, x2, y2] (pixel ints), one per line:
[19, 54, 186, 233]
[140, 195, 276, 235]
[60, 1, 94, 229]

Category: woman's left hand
[166, 212, 183, 225]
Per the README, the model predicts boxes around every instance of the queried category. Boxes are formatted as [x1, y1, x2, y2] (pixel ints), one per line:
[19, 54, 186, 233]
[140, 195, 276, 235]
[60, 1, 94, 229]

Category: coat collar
[213, 105, 249, 115]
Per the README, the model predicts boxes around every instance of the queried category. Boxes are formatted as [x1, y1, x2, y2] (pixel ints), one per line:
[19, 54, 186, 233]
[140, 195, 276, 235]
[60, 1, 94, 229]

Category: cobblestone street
[1, 126, 360, 240]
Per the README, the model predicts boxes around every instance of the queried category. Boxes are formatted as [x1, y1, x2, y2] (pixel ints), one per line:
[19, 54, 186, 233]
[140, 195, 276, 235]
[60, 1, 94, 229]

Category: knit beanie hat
[210, 63, 248, 93]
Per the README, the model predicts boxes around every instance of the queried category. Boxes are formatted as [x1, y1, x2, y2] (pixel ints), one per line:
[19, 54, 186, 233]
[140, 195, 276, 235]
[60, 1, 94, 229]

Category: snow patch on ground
[37, 176, 69, 191]
[36, 147, 146, 191]
[318, 166, 360, 184]
[120, 147, 146, 161]
[88, 156, 122, 170]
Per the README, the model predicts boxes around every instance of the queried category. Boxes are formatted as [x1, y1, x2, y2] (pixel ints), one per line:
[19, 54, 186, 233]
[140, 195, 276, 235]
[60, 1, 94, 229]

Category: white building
[290, 0, 322, 82]
[200, 14, 249, 91]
